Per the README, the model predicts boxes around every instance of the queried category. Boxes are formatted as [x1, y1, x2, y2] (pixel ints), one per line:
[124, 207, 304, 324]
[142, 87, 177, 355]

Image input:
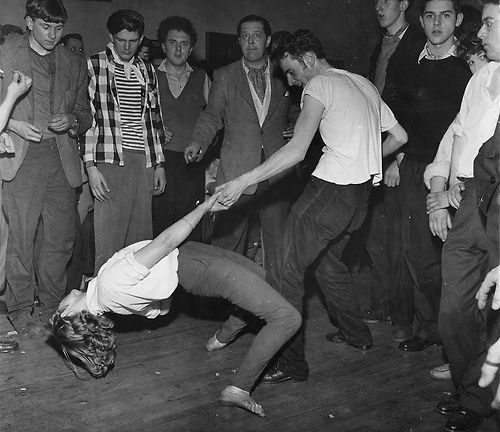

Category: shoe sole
[430, 372, 452, 380]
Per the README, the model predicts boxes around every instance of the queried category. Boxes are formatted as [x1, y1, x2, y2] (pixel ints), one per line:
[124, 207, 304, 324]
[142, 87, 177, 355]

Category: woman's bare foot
[220, 385, 265, 417]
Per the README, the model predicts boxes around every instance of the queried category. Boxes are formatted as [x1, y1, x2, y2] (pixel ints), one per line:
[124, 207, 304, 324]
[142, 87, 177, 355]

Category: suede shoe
[435, 393, 460, 415]
[398, 336, 440, 352]
[325, 331, 372, 351]
[0, 337, 19, 353]
[444, 408, 484, 432]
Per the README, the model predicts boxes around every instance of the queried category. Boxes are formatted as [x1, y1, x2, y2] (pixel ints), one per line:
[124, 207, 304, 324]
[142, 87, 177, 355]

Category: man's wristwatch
[68, 116, 79, 136]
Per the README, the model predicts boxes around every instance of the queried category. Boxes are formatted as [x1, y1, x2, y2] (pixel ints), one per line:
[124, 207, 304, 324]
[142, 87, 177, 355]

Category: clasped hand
[214, 177, 247, 209]
[47, 113, 77, 133]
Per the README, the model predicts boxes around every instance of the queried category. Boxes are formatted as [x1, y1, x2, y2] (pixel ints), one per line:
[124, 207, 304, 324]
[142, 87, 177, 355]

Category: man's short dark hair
[157, 16, 197, 46]
[270, 31, 293, 60]
[60, 33, 82, 45]
[420, 0, 462, 15]
[274, 29, 326, 61]
[106, 10, 144, 36]
[25, 0, 67, 24]
[237, 15, 272, 37]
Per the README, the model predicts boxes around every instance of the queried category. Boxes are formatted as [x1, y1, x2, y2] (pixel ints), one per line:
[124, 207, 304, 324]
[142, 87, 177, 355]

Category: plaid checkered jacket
[82, 46, 165, 168]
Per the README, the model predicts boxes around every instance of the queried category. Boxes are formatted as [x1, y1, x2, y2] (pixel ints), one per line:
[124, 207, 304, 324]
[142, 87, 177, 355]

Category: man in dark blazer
[361, 0, 426, 332]
[436, 2, 500, 430]
[185, 14, 293, 273]
[0, 0, 91, 337]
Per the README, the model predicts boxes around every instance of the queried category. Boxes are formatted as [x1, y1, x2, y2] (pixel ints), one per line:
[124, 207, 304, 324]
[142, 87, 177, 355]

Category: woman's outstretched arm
[133, 193, 222, 269]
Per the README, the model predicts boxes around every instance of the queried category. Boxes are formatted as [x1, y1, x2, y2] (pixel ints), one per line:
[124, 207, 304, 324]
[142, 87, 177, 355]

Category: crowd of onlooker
[0, 0, 499, 428]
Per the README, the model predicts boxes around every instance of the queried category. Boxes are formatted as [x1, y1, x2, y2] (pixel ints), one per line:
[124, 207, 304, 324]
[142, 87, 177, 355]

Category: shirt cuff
[423, 161, 450, 189]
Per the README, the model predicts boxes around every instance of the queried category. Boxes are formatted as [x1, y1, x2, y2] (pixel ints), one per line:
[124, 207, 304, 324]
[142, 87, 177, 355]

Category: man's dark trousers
[267, 177, 373, 379]
[3, 139, 75, 317]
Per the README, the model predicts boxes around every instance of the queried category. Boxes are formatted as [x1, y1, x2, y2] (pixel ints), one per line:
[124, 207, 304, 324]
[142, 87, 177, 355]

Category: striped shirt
[82, 44, 165, 168]
[114, 63, 144, 152]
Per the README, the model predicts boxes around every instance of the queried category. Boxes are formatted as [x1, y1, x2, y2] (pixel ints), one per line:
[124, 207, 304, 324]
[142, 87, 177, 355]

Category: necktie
[246, 61, 268, 103]
[382, 24, 409, 46]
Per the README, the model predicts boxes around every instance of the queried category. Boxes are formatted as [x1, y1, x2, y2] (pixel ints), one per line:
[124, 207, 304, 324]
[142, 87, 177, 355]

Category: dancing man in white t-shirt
[216, 30, 408, 384]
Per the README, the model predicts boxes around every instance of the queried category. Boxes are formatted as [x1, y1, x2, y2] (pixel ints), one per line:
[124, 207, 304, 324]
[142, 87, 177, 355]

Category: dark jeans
[212, 179, 289, 273]
[440, 180, 500, 416]
[94, 152, 154, 274]
[267, 177, 373, 380]
[152, 150, 205, 241]
[177, 241, 301, 392]
[3, 139, 75, 316]
[392, 158, 442, 340]
[363, 184, 400, 316]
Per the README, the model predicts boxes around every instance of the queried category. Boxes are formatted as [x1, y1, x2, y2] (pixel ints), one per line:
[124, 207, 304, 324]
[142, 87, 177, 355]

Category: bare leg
[220, 385, 265, 417]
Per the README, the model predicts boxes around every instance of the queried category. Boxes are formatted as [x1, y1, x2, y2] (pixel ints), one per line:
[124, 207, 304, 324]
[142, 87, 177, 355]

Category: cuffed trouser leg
[177, 242, 301, 392]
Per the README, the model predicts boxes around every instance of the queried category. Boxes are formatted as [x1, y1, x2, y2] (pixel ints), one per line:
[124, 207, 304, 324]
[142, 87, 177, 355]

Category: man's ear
[26, 16, 34, 32]
[455, 12, 464, 28]
[419, 15, 424, 29]
[302, 51, 315, 68]
[400, 0, 409, 12]
[265, 35, 271, 49]
[108, 32, 114, 43]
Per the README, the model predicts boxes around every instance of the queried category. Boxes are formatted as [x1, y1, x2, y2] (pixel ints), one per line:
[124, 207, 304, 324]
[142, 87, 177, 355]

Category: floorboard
[1, 269, 498, 432]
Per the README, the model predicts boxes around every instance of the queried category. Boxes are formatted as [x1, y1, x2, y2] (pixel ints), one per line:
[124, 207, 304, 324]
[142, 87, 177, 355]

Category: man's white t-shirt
[86, 241, 179, 318]
[302, 68, 398, 185]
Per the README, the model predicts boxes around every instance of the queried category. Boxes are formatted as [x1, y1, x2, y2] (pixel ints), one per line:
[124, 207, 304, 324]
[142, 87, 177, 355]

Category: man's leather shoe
[325, 331, 372, 350]
[398, 336, 440, 352]
[0, 337, 19, 353]
[444, 408, 484, 432]
[261, 364, 306, 385]
[262, 367, 293, 384]
[435, 393, 460, 415]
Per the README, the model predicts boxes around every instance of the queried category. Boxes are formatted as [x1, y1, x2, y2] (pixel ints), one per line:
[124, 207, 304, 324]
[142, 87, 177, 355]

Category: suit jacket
[369, 24, 426, 109]
[190, 59, 292, 195]
[0, 34, 91, 187]
[475, 118, 500, 215]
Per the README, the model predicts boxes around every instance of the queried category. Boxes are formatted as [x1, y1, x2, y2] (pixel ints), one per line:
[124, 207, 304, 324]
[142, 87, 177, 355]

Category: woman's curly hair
[51, 311, 116, 378]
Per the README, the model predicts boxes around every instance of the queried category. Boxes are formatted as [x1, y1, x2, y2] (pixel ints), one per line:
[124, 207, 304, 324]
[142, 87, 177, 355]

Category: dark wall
[1, 0, 483, 76]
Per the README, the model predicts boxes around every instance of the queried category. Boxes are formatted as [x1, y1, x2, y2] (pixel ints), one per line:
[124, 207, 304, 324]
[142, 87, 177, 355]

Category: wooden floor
[1, 269, 499, 432]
